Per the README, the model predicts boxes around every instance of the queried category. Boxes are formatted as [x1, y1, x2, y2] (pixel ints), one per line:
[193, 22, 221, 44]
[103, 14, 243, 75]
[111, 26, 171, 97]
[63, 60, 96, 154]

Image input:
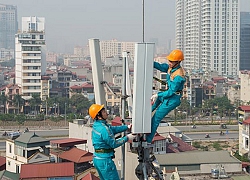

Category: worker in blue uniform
[89, 104, 135, 180]
[146, 49, 186, 143]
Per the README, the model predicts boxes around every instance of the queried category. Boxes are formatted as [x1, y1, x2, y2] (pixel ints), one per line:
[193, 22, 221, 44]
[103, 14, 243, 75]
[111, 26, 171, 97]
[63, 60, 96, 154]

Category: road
[184, 132, 238, 140]
[175, 125, 238, 132]
[1, 129, 69, 137]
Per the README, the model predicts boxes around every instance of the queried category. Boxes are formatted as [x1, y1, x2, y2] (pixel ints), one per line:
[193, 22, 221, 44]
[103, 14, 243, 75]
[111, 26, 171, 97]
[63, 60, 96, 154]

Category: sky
[1, 0, 250, 53]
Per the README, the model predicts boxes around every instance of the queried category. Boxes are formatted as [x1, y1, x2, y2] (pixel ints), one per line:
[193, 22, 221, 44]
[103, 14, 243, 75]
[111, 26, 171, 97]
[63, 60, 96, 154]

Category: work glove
[151, 94, 158, 103]
[127, 124, 132, 130]
[127, 133, 136, 141]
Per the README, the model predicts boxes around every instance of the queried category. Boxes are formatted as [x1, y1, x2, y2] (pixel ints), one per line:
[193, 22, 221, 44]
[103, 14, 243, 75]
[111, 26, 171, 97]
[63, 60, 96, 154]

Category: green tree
[13, 94, 25, 114]
[29, 93, 42, 115]
[70, 94, 91, 115]
[0, 94, 8, 114]
[15, 114, 26, 125]
[178, 99, 190, 112]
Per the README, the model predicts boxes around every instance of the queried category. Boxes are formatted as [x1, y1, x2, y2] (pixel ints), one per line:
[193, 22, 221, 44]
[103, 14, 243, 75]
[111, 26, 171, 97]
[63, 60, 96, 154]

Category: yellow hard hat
[167, 49, 184, 61]
[89, 104, 104, 119]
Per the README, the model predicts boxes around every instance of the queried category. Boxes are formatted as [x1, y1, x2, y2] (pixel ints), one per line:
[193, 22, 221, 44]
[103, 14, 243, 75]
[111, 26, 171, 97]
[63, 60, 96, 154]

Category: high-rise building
[0, 4, 18, 49]
[100, 39, 136, 61]
[240, 12, 250, 71]
[176, 0, 240, 76]
[15, 17, 46, 100]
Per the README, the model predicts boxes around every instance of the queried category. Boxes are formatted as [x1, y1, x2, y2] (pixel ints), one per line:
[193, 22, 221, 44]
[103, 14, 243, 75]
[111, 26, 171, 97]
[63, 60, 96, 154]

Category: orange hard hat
[166, 49, 184, 61]
[89, 104, 104, 119]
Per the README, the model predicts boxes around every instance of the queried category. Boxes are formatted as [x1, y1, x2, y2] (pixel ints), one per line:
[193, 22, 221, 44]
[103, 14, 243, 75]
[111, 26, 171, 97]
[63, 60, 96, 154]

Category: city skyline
[0, 0, 250, 54]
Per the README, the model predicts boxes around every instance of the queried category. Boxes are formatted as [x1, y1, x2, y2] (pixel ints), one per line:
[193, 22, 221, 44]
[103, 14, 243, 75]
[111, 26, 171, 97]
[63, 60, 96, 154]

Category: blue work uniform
[146, 62, 186, 143]
[92, 120, 128, 180]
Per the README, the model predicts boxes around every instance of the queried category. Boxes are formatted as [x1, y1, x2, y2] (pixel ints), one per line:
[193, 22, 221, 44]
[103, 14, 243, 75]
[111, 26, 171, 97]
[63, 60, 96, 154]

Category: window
[9, 144, 12, 153]
[16, 165, 20, 173]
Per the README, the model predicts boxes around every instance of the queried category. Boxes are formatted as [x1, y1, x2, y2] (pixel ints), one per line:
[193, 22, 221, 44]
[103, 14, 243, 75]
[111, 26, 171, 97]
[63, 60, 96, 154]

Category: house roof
[111, 116, 130, 126]
[168, 134, 197, 152]
[50, 138, 87, 147]
[0, 170, 20, 180]
[243, 117, 250, 124]
[20, 162, 74, 179]
[0, 156, 5, 167]
[239, 106, 250, 112]
[155, 151, 241, 166]
[152, 133, 166, 142]
[81, 172, 100, 180]
[70, 85, 83, 89]
[167, 144, 180, 153]
[15, 132, 49, 145]
[59, 147, 93, 163]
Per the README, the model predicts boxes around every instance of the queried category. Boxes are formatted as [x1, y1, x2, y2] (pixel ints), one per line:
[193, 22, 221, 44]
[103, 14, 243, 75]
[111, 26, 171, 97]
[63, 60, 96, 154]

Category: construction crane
[89, 39, 163, 180]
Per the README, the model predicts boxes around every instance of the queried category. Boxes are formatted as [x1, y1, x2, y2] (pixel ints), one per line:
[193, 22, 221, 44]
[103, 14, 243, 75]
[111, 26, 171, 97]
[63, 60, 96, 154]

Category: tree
[178, 99, 190, 112]
[13, 94, 25, 114]
[29, 93, 42, 115]
[70, 94, 91, 115]
[0, 94, 8, 114]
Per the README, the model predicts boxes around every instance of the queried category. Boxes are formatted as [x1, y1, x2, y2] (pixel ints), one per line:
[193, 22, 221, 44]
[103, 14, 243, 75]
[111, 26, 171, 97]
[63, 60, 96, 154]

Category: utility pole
[65, 102, 67, 126]
[58, 103, 60, 115]
[120, 52, 127, 180]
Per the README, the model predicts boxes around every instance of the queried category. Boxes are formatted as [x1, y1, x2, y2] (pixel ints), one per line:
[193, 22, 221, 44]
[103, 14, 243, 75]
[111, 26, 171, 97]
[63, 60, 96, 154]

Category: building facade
[176, 0, 240, 76]
[239, 70, 250, 103]
[240, 12, 250, 71]
[0, 4, 18, 50]
[15, 17, 46, 100]
[100, 39, 136, 61]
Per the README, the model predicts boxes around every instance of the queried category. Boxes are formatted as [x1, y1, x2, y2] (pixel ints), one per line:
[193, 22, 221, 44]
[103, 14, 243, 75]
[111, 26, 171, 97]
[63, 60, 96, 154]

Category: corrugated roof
[169, 134, 197, 152]
[50, 138, 87, 147]
[15, 132, 49, 145]
[239, 106, 250, 111]
[232, 175, 250, 180]
[243, 118, 250, 124]
[20, 162, 74, 179]
[0, 156, 6, 167]
[0, 170, 20, 180]
[81, 172, 100, 180]
[152, 133, 166, 142]
[59, 147, 93, 163]
[155, 151, 241, 165]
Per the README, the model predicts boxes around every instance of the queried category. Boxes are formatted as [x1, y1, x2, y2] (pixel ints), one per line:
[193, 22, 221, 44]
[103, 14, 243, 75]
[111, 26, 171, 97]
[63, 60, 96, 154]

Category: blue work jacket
[92, 120, 128, 158]
[154, 62, 186, 101]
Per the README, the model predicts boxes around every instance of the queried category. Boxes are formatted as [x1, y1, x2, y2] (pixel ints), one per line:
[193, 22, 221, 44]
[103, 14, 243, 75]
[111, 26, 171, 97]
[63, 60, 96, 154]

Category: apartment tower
[100, 39, 136, 61]
[0, 4, 18, 49]
[176, 0, 240, 76]
[15, 17, 46, 100]
[240, 12, 250, 71]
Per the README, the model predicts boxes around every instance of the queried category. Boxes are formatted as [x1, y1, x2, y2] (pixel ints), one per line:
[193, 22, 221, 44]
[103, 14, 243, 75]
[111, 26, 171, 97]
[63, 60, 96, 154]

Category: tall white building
[100, 39, 136, 61]
[15, 17, 46, 100]
[176, 0, 240, 76]
[0, 4, 18, 50]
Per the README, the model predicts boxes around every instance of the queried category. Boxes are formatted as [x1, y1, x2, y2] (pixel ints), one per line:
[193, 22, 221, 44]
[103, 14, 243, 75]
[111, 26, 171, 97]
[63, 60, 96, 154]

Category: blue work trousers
[93, 156, 120, 180]
[146, 97, 180, 143]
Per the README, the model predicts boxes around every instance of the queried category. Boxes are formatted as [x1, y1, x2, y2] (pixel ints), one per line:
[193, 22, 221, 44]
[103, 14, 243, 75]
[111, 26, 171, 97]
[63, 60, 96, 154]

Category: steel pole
[65, 102, 67, 126]
[121, 53, 127, 180]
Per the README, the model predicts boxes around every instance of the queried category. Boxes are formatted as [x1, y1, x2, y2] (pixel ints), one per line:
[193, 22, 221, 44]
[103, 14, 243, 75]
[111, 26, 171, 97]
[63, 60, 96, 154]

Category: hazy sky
[1, 0, 250, 53]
